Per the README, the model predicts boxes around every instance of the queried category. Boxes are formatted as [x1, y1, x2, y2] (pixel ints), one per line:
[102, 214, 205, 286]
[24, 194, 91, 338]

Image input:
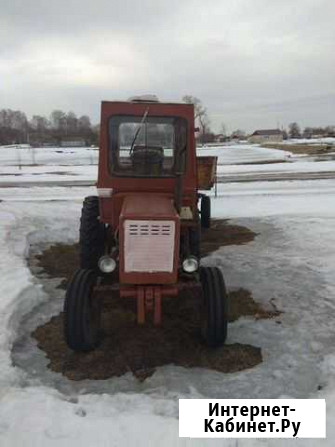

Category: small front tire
[79, 196, 105, 270]
[64, 269, 102, 352]
[200, 266, 228, 347]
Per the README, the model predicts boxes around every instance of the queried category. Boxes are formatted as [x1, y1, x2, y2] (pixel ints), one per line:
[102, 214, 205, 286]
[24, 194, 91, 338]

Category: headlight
[98, 255, 116, 273]
[182, 256, 199, 273]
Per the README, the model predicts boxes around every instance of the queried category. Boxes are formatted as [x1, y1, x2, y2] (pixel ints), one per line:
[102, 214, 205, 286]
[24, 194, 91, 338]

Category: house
[214, 134, 230, 143]
[248, 129, 283, 144]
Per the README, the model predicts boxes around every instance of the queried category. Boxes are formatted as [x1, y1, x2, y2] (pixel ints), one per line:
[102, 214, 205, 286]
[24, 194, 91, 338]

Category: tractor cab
[97, 97, 199, 227]
[109, 112, 187, 178]
[63, 97, 227, 354]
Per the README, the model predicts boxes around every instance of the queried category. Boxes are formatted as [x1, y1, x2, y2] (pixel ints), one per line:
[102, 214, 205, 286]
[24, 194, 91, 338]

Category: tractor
[64, 96, 228, 352]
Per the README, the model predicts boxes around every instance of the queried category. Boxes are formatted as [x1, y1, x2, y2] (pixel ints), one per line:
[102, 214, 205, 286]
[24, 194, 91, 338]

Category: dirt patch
[201, 220, 256, 257]
[35, 243, 79, 289]
[229, 289, 281, 322]
[31, 171, 75, 176]
[261, 143, 334, 155]
[0, 173, 22, 176]
[33, 290, 263, 381]
[31, 220, 279, 381]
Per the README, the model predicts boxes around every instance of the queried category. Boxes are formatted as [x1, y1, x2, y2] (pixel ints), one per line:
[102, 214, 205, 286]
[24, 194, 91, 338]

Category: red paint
[97, 99, 200, 325]
[97, 101, 198, 230]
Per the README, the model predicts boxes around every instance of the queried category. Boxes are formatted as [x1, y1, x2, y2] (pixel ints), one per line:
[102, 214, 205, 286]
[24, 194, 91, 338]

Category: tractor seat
[131, 145, 164, 176]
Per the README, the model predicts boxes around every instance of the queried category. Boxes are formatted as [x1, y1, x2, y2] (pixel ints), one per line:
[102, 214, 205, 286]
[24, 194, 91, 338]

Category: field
[261, 142, 334, 155]
[1, 141, 335, 446]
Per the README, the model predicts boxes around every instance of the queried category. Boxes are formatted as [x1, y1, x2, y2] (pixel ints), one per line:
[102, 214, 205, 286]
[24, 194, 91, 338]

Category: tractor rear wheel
[64, 269, 102, 352]
[189, 224, 201, 258]
[200, 266, 228, 347]
[80, 196, 105, 270]
[200, 195, 211, 229]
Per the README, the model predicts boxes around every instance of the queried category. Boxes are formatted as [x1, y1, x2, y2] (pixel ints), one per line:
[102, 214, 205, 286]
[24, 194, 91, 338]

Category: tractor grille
[124, 220, 175, 272]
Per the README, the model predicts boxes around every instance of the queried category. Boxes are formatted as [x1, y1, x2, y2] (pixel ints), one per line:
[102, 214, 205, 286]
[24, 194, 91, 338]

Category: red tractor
[64, 96, 228, 351]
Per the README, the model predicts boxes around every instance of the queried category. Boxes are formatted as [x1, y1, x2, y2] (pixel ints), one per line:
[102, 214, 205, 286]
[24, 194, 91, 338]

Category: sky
[1, 0, 335, 133]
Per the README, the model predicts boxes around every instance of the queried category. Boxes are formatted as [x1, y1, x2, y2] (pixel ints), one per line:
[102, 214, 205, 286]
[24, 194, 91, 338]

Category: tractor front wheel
[200, 266, 228, 347]
[80, 196, 105, 270]
[64, 269, 102, 352]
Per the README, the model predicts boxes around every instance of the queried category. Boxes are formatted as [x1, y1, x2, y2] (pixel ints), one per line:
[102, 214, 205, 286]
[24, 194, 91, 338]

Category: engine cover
[119, 195, 180, 284]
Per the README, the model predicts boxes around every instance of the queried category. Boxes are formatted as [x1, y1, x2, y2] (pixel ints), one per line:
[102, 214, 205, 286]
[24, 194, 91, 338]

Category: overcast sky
[1, 0, 334, 132]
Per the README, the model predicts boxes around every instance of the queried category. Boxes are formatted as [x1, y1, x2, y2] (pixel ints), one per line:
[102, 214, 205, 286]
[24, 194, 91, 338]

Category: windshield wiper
[129, 107, 149, 154]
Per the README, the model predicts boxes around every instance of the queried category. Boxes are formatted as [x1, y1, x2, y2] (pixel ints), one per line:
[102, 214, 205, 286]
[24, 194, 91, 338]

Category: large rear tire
[189, 224, 201, 258]
[200, 266, 228, 347]
[79, 196, 105, 270]
[200, 195, 211, 229]
[64, 269, 102, 352]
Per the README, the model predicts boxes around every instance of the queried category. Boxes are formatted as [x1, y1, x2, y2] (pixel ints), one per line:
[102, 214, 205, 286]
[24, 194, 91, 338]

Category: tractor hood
[120, 194, 178, 220]
[119, 194, 180, 285]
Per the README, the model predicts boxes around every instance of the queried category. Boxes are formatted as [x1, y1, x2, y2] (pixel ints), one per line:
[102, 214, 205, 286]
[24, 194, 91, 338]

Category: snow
[284, 137, 335, 145]
[0, 146, 98, 166]
[1, 145, 335, 445]
[210, 180, 335, 218]
[2, 143, 335, 188]
[0, 164, 97, 185]
[217, 160, 335, 175]
[197, 143, 291, 164]
[0, 186, 97, 202]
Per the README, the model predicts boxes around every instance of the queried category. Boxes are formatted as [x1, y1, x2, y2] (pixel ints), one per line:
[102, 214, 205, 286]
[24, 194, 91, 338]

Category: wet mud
[32, 220, 280, 381]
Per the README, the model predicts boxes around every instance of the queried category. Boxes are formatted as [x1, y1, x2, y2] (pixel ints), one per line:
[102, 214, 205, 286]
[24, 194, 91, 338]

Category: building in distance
[248, 129, 283, 144]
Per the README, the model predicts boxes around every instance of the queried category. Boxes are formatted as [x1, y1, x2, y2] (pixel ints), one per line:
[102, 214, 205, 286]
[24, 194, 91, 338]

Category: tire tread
[64, 269, 101, 352]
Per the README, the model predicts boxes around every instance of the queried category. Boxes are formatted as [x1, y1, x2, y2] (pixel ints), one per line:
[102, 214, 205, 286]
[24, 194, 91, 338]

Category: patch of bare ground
[261, 143, 334, 155]
[31, 220, 281, 381]
[201, 219, 256, 257]
[228, 289, 281, 322]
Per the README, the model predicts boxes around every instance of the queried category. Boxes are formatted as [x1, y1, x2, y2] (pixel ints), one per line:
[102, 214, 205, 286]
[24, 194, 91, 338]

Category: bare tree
[182, 95, 209, 144]
[0, 109, 28, 143]
[30, 115, 50, 132]
[50, 110, 66, 130]
[220, 122, 226, 136]
[0, 109, 14, 128]
[303, 127, 313, 139]
[12, 110, 27, 131]
[0, 107, 98, 146]
[288, 122, 301, 139]
[66, 111, 78, 135]
[78, 115, 91, 130]
[325, 125, 335, 137]
[231, 129, 245, 139]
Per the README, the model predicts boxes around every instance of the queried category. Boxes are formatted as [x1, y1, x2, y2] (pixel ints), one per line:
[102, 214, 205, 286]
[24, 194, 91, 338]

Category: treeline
[288, 122, 335, 139]
[0, 109, 98, 146]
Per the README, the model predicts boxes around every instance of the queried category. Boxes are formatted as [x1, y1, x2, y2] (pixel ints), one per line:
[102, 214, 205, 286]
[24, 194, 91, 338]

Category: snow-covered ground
[282, 137, 335, 146]
[197, 143, 291, 164]
[217, 160, 335, 178]
[0, 145, 335, 445]
[1, 143, 335, 187]
[0, 164, 97, 185]
[1, 142, 289, 173]
[0, 146, 98, 166]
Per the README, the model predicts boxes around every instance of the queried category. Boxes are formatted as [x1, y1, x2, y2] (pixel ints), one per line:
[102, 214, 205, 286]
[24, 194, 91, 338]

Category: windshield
[109, 115, 187, 177]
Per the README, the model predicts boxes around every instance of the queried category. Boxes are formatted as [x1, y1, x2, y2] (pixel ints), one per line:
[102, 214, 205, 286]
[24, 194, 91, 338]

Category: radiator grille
[124, 220, 175, 273]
